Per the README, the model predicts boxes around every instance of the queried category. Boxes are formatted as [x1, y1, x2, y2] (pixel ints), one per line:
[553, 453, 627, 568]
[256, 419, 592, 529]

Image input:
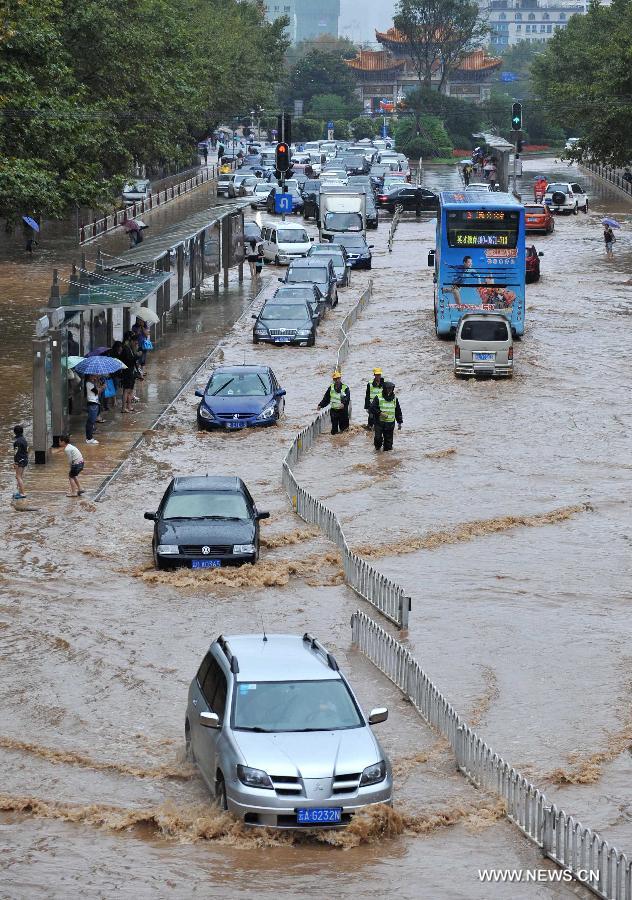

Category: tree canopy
[279, 47, 359, 108]
[394, 0, 489, 91]
[0, 0, 288, 222]
[531, 0, 632, 165]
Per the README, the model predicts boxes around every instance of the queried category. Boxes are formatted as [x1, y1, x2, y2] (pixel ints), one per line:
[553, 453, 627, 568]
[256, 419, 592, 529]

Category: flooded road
[0, 158, 629, 898]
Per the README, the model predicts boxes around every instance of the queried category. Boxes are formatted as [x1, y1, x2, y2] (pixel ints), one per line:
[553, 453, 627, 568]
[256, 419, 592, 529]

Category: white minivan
[261, 222, 312, 265]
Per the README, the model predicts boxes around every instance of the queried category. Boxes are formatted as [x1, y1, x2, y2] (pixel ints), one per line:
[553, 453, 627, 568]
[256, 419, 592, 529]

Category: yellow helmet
[373, 367, 382, 375]
[332, 370, 342, 379]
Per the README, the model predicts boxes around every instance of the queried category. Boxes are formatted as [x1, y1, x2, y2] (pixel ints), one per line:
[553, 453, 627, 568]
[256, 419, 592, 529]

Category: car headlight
[254, 324, 268, 335]
[296, 328, 312, 336]
[237, 764, 273, 789]
[199, 404, 213, 420]
[156, 544, 179, 555]
[256, 404, 276, 420]
[233, 543, 256, 554]
[360, 760, 386, 786]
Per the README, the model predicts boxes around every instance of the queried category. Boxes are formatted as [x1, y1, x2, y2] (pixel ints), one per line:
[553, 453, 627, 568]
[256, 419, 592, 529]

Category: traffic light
[277, 113, 292, 145]
[275, 141, 291, 173]
[511, 102, 522, 131]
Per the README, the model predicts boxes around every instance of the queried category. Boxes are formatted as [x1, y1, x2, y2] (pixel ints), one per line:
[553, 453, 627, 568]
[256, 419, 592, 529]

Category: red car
[526, 245, 544, 283]
[524, 203, 555, 234]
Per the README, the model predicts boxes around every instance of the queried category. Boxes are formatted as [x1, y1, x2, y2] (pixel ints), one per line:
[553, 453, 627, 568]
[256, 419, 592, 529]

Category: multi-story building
[345, 28, 502, 109]
[294, 0, 340, 43]
[483, 0, 586, 48]
[262, 0, 295, 35]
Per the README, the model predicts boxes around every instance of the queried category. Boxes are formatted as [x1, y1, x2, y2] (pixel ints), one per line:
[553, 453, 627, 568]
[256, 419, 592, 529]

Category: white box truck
[319, 188, 366, 242]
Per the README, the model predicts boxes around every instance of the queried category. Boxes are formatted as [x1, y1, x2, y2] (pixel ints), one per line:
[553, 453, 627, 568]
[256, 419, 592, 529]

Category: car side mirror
[368, 245, 374, 249]
[194, 389, 203, 398]
[538, 251, 544, 257]
[427, 249, 436, 267]
[274, 389, 287, 398]
[144, 512, 156, 521]
[368, 707, 388, 725]
[251, 314, 258, 319]
[278, 277, 284, 282]
[310, 236, 315, 241]
[200, 711, 220, 729]
[256, 511, 270, 520]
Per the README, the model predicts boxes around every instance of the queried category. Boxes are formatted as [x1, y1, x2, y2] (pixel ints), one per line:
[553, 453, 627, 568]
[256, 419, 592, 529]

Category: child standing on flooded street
[59, 434, 84, 497]
[12, 425, 28, 499]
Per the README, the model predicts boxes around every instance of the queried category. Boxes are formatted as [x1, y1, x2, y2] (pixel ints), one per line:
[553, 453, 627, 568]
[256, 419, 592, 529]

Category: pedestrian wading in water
[318, 371, 350, 435]
[59, 434, 84, 497]
[12, 425, 28, 499]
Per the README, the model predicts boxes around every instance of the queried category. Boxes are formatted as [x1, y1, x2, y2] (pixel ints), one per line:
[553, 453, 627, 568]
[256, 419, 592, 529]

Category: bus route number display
[447, 210, 519, 249]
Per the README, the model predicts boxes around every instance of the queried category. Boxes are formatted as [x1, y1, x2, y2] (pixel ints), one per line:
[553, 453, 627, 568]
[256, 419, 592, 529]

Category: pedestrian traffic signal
[511, 102, 522, 131]
[275, 141, 291, 173]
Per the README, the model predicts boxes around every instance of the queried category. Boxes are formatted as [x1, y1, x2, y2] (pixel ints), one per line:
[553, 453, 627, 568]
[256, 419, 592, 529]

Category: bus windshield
[433, 192, 526, 338]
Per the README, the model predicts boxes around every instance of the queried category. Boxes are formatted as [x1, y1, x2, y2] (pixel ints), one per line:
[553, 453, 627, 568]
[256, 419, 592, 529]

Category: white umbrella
[131, 307, 160, 324]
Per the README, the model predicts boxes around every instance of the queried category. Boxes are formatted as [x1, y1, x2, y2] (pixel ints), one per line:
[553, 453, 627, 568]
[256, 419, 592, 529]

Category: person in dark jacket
[364, 367, 385, 430]
[318, 370, 350, 435]
[371, 381, 402, 452]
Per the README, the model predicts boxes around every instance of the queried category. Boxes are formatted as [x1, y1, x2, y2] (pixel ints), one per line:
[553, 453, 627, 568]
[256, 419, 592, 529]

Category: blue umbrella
[601, 217, 621, 229]
[22, 216, 40, 232]
[73, 356, 126, 375]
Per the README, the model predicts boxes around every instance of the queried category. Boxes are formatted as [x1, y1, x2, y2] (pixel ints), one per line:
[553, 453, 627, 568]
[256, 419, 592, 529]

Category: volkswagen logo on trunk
[202, 546, 211, 555]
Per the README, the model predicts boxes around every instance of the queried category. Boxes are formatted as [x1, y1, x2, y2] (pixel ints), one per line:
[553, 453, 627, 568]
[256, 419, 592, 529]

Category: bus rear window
[447, 209, 519, 249]
[460, 320, 509, 342]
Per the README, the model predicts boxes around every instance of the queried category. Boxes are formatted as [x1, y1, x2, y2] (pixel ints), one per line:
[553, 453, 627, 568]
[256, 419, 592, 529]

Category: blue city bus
[430, 191, 526, 337]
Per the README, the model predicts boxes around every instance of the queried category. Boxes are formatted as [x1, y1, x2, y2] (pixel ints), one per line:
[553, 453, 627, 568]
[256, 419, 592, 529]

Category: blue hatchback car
[195, 365, 286, 431]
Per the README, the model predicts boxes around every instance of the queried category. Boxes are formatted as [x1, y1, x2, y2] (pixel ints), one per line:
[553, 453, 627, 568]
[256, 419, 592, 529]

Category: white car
[543, 182, 588, 214]
[122, 179, 151, 202]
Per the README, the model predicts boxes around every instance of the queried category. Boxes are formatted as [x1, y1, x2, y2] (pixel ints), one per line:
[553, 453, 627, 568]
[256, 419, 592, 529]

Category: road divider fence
[387, 205, 403, 252]
[281, 281, 410, 629]
[350, 608, 631, 900]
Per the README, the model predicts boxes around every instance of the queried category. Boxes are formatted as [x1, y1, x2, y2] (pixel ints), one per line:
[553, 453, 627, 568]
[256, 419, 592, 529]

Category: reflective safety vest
[368, 380, 384, 402]
[329, 383, 348, 410]
[378, 396, 396, 423]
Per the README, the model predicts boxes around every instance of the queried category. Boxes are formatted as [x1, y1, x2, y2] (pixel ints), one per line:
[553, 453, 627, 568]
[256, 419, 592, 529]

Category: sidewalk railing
[387, 205, 403, 252]
[351, 609, 631, 900]
[78, 165, 220, 245]
[582, 162, 632, 198]
[281, 282, 411, 629]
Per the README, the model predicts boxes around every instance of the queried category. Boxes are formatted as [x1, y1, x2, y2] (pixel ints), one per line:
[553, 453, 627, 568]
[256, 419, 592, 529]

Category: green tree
[394, 114, 452, 158]
[280, 48, 359, 107]
[349, 116, 380, 140]
[394, 0, 489, 91]
[531, 0, 632, 164]
[401, 86, 481, 149]
[308, 93, 361, 119]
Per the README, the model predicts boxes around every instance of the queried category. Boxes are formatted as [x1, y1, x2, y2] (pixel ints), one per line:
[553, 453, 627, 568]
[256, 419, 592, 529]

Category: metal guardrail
[582, 162, 632, 198]
[281, 282, 411, 629]
[387, 205, 403, 252]
[78, 165, 223, 245]
[351, 609, 631, 899]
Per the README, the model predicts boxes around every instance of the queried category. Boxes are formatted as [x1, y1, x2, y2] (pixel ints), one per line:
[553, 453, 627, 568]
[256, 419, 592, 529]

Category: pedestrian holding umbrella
[601, 217, 621, 229]
[22, 215, 40, 253]
[73, 356, 126, 376]
[22, 215, 40, 232]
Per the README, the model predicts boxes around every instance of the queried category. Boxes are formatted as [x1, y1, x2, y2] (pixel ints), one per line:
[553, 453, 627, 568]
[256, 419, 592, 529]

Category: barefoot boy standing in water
[59, 434, 84, 497]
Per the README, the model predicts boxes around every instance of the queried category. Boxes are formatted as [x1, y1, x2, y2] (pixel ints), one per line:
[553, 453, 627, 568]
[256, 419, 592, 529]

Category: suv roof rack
[216, 635, 239, 674]
[302, 632, 339, 671]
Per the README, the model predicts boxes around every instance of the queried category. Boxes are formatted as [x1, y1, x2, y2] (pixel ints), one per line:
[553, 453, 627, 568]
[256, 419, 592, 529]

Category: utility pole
[281, 113, 286, 223]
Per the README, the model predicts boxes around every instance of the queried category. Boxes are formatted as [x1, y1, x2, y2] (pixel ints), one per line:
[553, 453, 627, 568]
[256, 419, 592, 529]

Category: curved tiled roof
[374, 27, 502, 72]
[346, 49, 406, 72]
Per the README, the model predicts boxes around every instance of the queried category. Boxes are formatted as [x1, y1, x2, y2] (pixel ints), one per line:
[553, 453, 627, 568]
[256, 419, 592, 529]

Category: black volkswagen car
[271, 284, 327, 322]
[329, 234, 373, 270]
[145, 476, 269, 569]
[376, 185, 439, 213]
[280, 258, 338, 307]
[252, 301, 316, 346]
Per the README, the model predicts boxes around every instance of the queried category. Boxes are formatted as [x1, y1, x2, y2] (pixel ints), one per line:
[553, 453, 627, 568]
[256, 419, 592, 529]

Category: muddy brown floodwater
[0, 159, 629, 899]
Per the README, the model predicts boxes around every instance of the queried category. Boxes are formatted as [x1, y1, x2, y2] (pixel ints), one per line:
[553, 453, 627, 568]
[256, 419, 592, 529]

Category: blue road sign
[501, 72, 519, 82]
[327, 121, 334, 130]
[275, 193, 293, 214]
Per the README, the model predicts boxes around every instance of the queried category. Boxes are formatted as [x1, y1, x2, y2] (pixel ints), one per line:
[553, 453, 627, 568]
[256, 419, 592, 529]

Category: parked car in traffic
[524, 203, 555, 234]
[376, 186, 438, 213]
[308, 244, 351, 287]
[543, 182, 588, 214]
[228, 174, 258, 198]
[330, 234, 373, 269]
[526, 245, 544, 282]
[261, 223, 312, 265]
[271, 285, 327, 323]
[195, 365, 286, 431]
[122, 179, 151, 202]
[454, 313, 514, 379]
[300, 179, 321, 220]
[280, 258, 338, 307]
[218, 172, 237, 198]
[145, 476, 269, 569]
[185, 632, 392, 828]
[252, 301, 317, 346]
[251, 182, 274, 210]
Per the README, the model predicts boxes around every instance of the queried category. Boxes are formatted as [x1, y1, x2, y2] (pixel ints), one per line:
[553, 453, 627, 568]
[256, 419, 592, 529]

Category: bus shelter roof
[59, 269, 171, 307]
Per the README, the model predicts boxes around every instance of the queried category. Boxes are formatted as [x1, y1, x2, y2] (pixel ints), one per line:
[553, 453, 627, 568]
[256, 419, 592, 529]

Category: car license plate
[274, 337, 292, 343]
[192, 559, 221, 568]
[296, 807, 342, 825]
[473, 352, 495, 361]
[226, 421, 246, 429]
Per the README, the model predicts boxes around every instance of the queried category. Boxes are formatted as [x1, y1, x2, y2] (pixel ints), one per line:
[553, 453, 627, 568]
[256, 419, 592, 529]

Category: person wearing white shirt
[59, 435, 84, 497]
[85, 377, 102, 445]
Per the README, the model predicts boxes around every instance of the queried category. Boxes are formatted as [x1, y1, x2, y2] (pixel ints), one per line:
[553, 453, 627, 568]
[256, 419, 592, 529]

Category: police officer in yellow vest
[318, 370, 350, 435]
[363, 367, 385, 431]
[370, 381, 402, 451]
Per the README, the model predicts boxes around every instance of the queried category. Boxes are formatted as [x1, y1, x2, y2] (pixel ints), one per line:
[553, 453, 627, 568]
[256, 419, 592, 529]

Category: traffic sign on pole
[274, 193, 293, 214]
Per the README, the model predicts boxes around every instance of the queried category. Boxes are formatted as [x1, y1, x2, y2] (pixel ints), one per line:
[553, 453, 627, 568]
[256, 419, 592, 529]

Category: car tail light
[378, 195, 388, 201]
[454, 345, 460, 359]
[508, 346, 513, 360]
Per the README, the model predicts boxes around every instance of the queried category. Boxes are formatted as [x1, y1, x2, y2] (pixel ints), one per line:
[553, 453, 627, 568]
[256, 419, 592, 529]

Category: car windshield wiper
[212, 378, 235, 396]
[238, 726, 272, 732]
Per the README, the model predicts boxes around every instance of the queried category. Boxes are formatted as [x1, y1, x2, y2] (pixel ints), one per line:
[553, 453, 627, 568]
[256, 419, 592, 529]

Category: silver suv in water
[185, 633, 392, 828]
[454, 313, 514, 378]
